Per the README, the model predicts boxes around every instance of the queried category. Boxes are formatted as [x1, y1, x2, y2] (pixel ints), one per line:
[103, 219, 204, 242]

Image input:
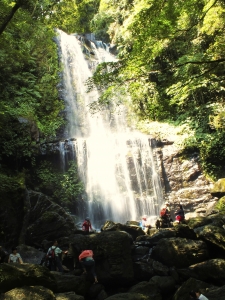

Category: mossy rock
[215, 196, 225, 213]
[4, 286, 55, 300]
[211, 178, 225, 197]
[151, 238, 209, 268]
[194, 225, 225, 253]
[0, 263, 56, 293]
[186, 217, 212, 229]
[186, 258, 225, 286]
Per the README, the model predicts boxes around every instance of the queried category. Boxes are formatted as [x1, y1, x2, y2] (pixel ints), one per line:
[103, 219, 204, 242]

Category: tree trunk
[0, 2, 21, 35]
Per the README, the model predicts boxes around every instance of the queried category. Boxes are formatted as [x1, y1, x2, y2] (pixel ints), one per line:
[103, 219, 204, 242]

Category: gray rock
[17, 244, 45, 265]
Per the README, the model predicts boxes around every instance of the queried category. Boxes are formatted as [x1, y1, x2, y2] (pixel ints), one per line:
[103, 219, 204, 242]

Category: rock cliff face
[151, 139, 217, 218]
[0, 189, 77, 248]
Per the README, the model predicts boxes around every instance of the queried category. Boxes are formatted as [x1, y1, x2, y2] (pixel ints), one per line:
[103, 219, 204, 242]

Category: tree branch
[0, 2, 21, 35]
[176, 58, 225, 67]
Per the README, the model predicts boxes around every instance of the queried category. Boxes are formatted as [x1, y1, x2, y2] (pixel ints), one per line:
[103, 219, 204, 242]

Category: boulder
[194, 225, 225, 256]
[151, 238, 209, 268]
[25, 191, 77, 247]
[210, 178, 225, 197]
[132, 246, 150, 261]
[51, 273, 87, 295]
[152, 261, 169, 276]
[133, 261, 154, 281]
[96, 289, 108, 300]
[205, 285, 225, 300]
[136, 225, 196, 245]
[105, 292, 161, 300]
[55, 292, 84, 300]
[70, 231, 134, 285]
[149, 276, 175, 295]
[177, 259, 225, 286]
[101, 221, 145, 240]
[128, 281, 161, 297]
[0, 263, 56, 293]
[88, 283, 107, 299]
[172, 277, 213, 300]
[4, 286, 55, 300]
[173, 225, 197, 240]
[136, 229, 176, 244]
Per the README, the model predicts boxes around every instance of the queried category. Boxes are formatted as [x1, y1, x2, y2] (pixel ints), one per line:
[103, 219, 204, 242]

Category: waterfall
[56, 30, 164, 228]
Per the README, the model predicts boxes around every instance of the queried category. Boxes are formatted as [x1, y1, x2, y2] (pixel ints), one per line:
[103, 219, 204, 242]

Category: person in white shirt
[8, 247, 23, 264]
[195, 290, 209, 300]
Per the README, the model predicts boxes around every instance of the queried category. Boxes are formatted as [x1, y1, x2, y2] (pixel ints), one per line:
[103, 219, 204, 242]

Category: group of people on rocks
[161, 201, 185, 224]
[1, 212, 212, 294]
[143, 201, 185, 230]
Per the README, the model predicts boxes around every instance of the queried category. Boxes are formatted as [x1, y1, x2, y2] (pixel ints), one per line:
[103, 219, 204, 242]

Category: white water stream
[57, 30, 164, 227]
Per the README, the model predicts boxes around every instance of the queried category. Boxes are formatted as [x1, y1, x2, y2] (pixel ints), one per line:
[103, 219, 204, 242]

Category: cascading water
[57, 30, 164, 228]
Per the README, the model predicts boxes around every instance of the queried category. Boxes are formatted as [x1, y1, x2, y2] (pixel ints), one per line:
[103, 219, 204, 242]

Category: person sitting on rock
[82, 217, 92, 233]
[79, 249, 98, 284]
[140, 215, 151, 232]
[195, 290, 208, 300]
[8, 247, 23, 264]
[175, 204, 185, 223]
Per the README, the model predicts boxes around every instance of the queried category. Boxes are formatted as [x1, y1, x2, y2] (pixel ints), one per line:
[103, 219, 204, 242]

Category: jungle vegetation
[0, 0, 225, 207]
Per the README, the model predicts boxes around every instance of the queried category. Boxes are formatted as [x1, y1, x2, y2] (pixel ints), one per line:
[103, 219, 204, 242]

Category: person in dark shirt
[175, 205, 185, 223]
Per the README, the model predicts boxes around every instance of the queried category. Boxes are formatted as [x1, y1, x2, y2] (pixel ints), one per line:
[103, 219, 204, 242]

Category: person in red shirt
[79, 249, 98, 283]
[82, 217, 92, 233]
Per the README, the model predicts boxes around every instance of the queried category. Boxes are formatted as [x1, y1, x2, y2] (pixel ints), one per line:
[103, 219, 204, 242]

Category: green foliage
[0, 171, 25, 195]
[0, 2, 65, 163]
[35, 161, 84, 206]
[90, 11, 114, 42]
